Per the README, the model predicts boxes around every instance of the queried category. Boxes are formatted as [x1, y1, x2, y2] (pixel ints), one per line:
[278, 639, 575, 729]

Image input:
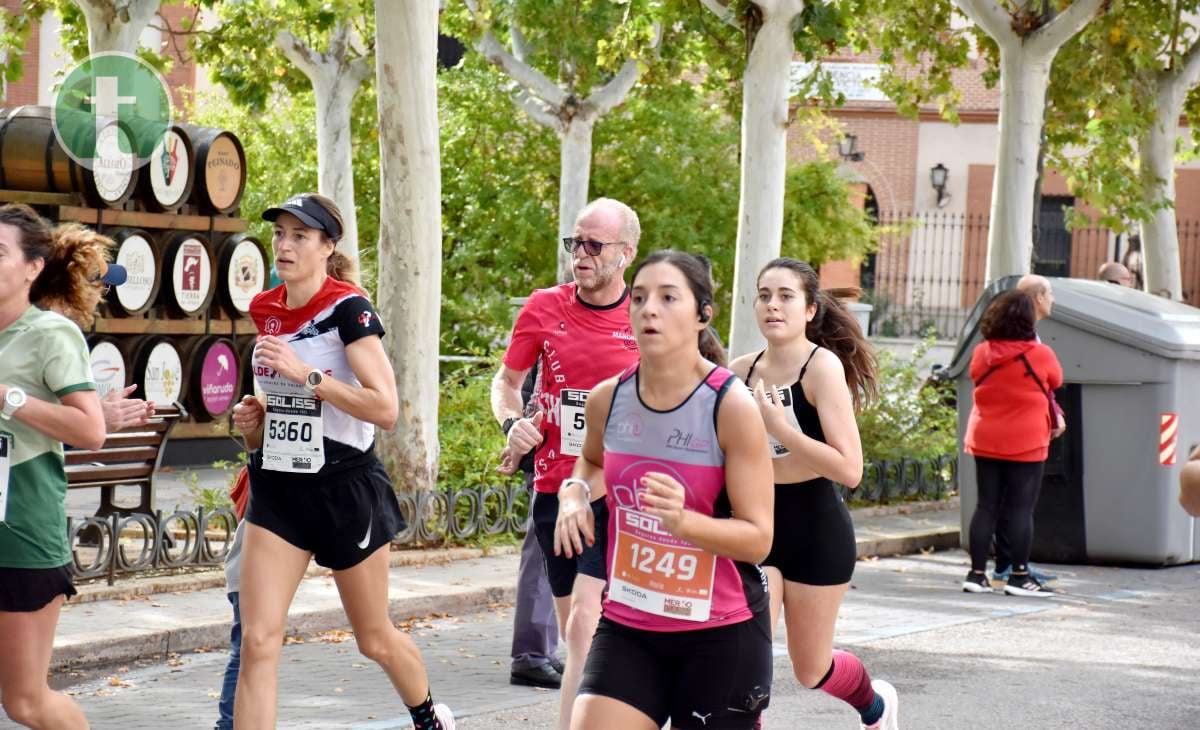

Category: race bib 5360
[262, 394, 324, 473]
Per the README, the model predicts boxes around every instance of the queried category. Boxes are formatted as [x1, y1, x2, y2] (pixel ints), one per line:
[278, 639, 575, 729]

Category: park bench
[65, 404, 184, 518]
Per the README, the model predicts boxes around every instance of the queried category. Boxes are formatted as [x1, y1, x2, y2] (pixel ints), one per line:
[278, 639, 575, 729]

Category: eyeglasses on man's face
[562, 237, 620, 257]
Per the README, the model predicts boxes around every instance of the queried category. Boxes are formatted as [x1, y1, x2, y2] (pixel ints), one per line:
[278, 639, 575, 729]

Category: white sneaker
[863, 679, 898, 730]
[434, 703, 456, 730]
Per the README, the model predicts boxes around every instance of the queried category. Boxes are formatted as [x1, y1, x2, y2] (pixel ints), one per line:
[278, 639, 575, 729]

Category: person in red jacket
[963, 290, 1063, 598]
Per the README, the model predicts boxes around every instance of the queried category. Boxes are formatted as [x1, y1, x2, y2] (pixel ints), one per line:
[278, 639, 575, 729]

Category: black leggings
[969, 456, 1045, 573]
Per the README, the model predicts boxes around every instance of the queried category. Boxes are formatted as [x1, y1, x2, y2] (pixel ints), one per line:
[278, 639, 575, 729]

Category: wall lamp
[931, 163, 950, 208]
[838, 133, 864, 162]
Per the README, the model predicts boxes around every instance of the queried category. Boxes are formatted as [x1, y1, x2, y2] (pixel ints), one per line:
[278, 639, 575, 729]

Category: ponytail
[326, 249, 358, 285]
[31, 224, 113, 328]
[758, 257, 878, 409]
[809, 288, 878, 409]
[699, 325, 727, 367]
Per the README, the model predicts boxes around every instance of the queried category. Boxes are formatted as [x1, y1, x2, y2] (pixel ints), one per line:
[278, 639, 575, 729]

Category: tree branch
[1165, 31, 1200, 97]
[275, 30, 321, 77]
[510, 22, 532, 63]
[952, 0, 1016, 47]
[583, 23, 661, 118]
[1028, 0, 1105, 56]
[463, 0, 568, 106]
[511, 86, 562, 129]
[699, 0, 742, 30]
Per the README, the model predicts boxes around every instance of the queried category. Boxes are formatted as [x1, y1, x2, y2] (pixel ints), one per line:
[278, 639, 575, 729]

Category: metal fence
[68, 457, 956, 583]
[861, 211, 1200, 340]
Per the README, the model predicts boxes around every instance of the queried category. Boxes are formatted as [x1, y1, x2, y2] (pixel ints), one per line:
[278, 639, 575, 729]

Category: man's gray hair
[576, 198, 641, 247]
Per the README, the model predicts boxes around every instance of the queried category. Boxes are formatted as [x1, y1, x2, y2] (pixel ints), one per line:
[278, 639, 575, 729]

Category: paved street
[15, 549, 1197, 729]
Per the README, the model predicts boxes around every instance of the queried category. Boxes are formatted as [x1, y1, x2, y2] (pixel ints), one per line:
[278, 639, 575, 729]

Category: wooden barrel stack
[0, 106, 264, 439]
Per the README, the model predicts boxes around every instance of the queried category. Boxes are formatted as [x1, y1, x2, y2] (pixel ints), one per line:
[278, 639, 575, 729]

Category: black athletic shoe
[961, 570, 993, 593]
[1004, 573, 1056, 597]
[510, 662, 563, 689]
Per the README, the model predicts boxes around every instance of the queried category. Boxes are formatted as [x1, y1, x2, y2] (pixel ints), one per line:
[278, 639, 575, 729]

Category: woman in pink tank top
[553, 250, 775, 730]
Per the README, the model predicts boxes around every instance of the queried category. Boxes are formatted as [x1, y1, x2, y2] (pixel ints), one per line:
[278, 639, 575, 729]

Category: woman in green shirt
[0, 203, 107, 729]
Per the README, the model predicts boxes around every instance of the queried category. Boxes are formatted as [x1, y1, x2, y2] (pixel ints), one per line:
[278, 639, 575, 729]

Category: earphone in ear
[699, 312, 710, 323]
[618, 254, 626, 268]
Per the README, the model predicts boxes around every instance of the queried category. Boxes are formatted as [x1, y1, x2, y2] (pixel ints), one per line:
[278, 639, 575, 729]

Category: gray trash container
[945, 276, 1200, 565]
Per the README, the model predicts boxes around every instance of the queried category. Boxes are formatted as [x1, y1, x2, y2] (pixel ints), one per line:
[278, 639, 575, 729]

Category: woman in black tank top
[730, 258, 899, 730]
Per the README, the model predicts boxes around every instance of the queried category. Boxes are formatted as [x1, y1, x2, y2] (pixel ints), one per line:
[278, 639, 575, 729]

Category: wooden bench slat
[66, 463, 154, 483]
[112, 419, 172, 435]
[67, 478, 150, 490]
[100, 433, 163, 448]
[65, 446, 160, 465]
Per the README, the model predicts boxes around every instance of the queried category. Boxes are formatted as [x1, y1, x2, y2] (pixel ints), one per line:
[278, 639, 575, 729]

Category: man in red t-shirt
[492, 197, 641, 730]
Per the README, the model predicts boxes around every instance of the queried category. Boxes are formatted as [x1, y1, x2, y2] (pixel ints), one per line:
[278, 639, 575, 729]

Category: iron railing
[68, 507, 238, 584]
[861, 211, 1200, 340]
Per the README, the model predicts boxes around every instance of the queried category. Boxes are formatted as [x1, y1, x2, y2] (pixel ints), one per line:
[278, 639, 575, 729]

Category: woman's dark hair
[630, 249, 727, 367]
[757, 257, 878, 409]
[0, 203, 112, 327]
[979, 290, 1037, 341]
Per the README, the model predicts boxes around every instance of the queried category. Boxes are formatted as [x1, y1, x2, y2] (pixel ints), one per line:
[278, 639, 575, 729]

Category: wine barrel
[121, 335, 184, 407]
[161, 232, 216, 317]
[238, 336, 257, 399]
[87, 335, 128, 398]
[180, 336, 241, 421]
[181, 124, 246, 214]
[0, 106, 138, 206]
[105, 228, 162, 316]
[216, 234, 268, 318]
[140, 123, 195, 211]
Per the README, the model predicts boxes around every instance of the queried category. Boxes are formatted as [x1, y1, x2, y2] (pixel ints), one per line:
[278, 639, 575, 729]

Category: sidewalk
[50, 498, 961, 672]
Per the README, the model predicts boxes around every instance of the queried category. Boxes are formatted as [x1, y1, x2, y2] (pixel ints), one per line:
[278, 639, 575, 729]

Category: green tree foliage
[1046, 1, 1198, 229]
[856, 336, 957, 464]
[186, 0, 374, 111]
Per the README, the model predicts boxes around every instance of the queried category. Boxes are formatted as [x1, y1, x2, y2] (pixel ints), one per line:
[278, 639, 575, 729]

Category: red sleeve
[968, 342, 987, 383]
[502, 291, 545, 372]
[1037, 345, 1064, 390]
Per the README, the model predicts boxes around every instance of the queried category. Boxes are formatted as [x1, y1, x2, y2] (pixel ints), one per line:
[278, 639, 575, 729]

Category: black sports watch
[501, 416, 518, 435]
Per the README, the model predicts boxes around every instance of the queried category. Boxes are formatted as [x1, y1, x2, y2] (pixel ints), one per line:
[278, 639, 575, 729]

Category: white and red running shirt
[249, 277, 384, 475]
[502, 282, 639, 494]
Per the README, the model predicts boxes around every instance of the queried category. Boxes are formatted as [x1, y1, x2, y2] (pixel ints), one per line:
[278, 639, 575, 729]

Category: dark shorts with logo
[531, 491, 609, 598]
[579, 609, 772, 729]
[247, 456, 404, 571]
[0, 564, 77, 612]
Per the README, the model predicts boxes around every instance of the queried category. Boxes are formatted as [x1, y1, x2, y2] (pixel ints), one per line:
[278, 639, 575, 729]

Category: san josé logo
[52, 52, 172, 199]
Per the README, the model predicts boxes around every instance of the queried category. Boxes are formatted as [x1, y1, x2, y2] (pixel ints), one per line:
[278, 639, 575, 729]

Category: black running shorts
[531, 491, 609, 598]
[578, 609, 772, 729]
[762, 478, 857, 586]
[0, 564, 76, 612]
[246, 457, 405, 571]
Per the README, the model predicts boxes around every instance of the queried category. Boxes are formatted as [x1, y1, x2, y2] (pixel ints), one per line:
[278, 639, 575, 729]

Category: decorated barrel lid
[238, 336, 256, 399]
[216, 234, 268, 318]
[181, 336, 241, 421]
[124, 336, 184, 407]
[87, 336, 127, 398]
[105, 228, 161, 316]
[141, 124, 195, 211]
[161, 232, 216, 317]
[180, 123, 246, 214]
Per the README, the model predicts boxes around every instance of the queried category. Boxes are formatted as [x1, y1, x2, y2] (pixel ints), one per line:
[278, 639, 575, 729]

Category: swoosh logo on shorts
[356, 510, 373, 550]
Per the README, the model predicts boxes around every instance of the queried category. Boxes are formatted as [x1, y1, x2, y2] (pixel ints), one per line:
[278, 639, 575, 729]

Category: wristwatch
[1, 386, 27, 420]
[304, 369, 324, 393]
[502, 417, 519, 435]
